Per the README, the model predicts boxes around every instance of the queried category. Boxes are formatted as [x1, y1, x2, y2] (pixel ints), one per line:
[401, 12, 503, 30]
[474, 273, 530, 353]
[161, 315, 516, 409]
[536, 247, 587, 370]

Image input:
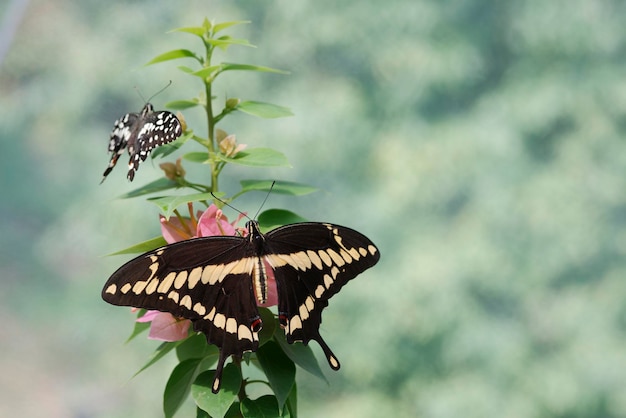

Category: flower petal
[146, 312, 191, 342]
[136, 310, 161, 322]
[160, 215, 195, 243]
[197, 204, 237, 237]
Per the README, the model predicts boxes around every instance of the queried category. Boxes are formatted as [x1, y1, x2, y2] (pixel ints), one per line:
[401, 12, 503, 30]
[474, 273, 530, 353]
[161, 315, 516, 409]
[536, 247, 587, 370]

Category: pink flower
[137, 310, 191, 341]
[139, 203, 278, 341]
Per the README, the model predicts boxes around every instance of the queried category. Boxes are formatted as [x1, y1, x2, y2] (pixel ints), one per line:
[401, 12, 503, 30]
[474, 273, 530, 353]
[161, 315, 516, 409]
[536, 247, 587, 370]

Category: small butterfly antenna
[134, 80, 173, 104]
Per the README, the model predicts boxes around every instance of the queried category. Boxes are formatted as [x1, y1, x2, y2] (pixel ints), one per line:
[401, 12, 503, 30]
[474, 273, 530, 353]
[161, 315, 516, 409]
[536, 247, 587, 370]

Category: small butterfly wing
[126, 109, 182, 181]
[102, 235, 260, 393]
[264, 223, 380, 370]
[101, 112, 139, 182]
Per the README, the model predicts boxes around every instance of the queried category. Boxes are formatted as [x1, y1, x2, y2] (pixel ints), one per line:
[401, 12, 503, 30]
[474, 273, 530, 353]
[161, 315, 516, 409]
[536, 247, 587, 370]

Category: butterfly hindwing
[263, 223, 380, 369]
[101, 103, 182, 182]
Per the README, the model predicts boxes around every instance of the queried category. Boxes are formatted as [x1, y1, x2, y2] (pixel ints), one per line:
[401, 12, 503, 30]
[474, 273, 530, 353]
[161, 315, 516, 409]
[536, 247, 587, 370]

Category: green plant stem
[202, 37, 219, 194]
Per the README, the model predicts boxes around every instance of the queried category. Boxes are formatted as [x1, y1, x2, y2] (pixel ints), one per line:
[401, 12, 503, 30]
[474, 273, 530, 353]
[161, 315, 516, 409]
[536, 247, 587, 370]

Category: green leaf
[220, 62, 289, 75]
[148, 192, 214, 219]
[177, 333, 219, 362]
[285, 384, 297, 418]
[218, 148, 290, 168]
[257, 210, 308, 232]
[241, 395, 280, 418]
[166, 99, 200, 110]
[146, 49, 200, 65]
[125, 320, 150, 342]
[256, 340, 295, 409]
[197, 407, 211, 418]
[193, 365, 241, 418]
[164, 358, 203, 418]
[225, 402, 243, 418]
[134, 341, 181, 377]
[118, 177, 180, 199]
[177, 65, 196, 74]
[207, 36, 255, 49]
[183, 151, 211, 163]
[190, 65, 222, 80]
[212, 20, 250, 34]
[240, 180, 319, 196]
[257, 308, 277, 347]
[235, 101, 293, 119]
[125, 309, 149, 343]
[274, 336, 327, 383]
[107, 236, 167, 256]
[170, 26, 206, 37]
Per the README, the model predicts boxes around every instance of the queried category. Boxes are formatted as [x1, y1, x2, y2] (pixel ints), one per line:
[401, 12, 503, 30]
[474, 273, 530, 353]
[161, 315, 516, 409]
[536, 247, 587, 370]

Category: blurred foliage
[2, 0, 626, 417]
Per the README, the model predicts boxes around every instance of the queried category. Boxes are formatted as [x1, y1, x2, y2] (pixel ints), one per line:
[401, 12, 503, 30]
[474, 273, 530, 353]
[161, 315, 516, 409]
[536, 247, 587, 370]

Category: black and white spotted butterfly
[102, 218, 380, 393]
[101, 103, 183, 183]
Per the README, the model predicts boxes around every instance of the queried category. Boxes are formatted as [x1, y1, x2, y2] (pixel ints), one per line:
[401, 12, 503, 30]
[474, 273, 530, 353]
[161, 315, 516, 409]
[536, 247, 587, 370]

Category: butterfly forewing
[101, 103, 182, 182]
[102, 221, 380, 393]
[102, 235, 263, 392]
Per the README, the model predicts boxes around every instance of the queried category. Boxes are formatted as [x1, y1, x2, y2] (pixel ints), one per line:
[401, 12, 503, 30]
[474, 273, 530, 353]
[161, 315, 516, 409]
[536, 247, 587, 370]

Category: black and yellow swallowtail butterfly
[102, 219, 380, 393]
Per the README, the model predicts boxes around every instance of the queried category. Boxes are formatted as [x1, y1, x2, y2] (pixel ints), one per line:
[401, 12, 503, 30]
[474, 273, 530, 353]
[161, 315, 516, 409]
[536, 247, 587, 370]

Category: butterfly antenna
[210, 181, 275, 221]
[134, 80, 173, 104]
[133, 86, 147, 104]
[253, 181, 276, 220]
[210, 192, 251, 221]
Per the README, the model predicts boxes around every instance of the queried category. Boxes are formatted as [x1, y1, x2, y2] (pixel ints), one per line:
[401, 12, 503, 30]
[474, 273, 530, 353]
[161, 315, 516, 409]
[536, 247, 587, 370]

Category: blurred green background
[2, 0, 626, 417]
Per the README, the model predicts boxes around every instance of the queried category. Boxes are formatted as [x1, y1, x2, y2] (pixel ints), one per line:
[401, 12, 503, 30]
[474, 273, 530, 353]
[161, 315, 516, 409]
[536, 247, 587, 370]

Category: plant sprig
[111, 18, 325, 418]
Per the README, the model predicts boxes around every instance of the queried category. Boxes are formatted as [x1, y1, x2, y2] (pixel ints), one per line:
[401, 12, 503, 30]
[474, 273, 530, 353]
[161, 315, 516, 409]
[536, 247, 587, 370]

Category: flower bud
[219, 133, 247, 158]
[160, 158, 186, 180]
[225, 97, 240, 109]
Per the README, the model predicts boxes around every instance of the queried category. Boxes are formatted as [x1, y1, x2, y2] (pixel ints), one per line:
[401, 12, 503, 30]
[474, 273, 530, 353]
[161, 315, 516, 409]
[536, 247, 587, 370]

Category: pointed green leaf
[213, 20, 250, 34]
[241, 395, 281, 418]
[192, 365, 241, 418]
[256, 340, 295, 409]
[285, 384, 297, 418]
[118, 177, 180, 199]
[240, 180, 319, 196]
[197, 407, 210, 418]
[218, 148, 290, 167]
[107, 236, 167, 256]
[170, 26, 206, 37]
[274, 335, 327, 383]
[134, 341, 182, 377]
[177, 333, 219, 362]
[164, 358, 203, 418]
[166, 99, 200, 110]
[125, 309, 149, 343]
[257, 308, 277, 347]
[190, 65, 222, 80]
[235, 101, 293, 119]
[207, 36, 255, 49]
[183, 151, 210, 163]
[257, 210, 308, 232]
[148, 193, 214, 219]
[146, 49, 200, 66]
[220, 62, 289, 75]
[125, 321, 150, 343]
[177, 65, 196, 74]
